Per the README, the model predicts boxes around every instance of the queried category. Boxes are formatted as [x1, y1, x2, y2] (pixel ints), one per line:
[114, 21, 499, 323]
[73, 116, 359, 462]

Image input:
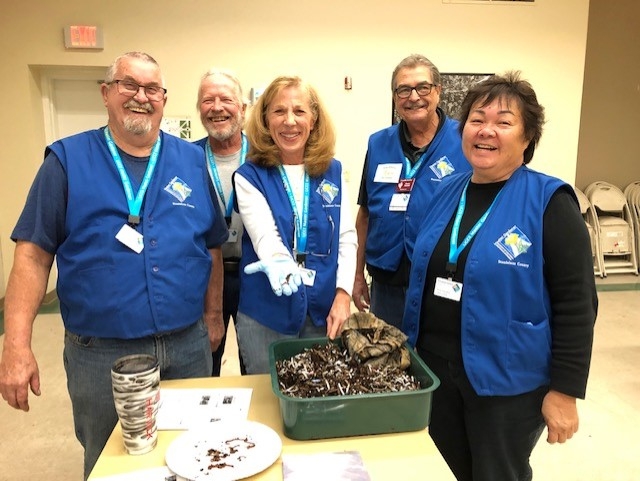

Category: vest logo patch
[317, 179, 339, 203]
[494, 225, 532, 260]
[164, 176, 192, 202]
[429, 156, 455, 179]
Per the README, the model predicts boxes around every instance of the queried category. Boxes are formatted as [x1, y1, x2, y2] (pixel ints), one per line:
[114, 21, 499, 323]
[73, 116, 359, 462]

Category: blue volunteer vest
[235, 160, 342, 334]
[51, 128, 215, 338]
[403, 166, 571, 395]
[365, 118, 469, 270]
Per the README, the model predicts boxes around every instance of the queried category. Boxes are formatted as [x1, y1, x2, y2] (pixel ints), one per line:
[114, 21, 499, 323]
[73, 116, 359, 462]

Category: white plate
[165, 420, 282, 481]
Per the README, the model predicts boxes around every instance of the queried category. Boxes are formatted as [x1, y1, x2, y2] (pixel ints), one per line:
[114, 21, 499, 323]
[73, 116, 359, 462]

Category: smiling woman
[265, 85, 316, 166]
[232, 75, 358, 376]
[402, 71, 597, 481]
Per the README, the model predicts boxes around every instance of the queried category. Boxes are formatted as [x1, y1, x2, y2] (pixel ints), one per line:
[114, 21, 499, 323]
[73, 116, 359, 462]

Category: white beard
[206, 112, 242, 142]
[124, 116, 152, 135]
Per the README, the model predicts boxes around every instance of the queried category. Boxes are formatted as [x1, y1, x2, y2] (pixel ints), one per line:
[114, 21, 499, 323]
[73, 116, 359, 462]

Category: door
[40, 66, 108, 294]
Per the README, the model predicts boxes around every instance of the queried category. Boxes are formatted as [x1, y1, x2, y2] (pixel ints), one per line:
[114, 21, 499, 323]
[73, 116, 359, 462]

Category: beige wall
[0, 0, 590, 294]
[575, 0, 640, 190]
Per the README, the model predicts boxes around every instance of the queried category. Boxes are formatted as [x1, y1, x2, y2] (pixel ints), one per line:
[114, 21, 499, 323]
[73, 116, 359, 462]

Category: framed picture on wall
[392, 72, 493, 124]
[439, 73, 493, 119]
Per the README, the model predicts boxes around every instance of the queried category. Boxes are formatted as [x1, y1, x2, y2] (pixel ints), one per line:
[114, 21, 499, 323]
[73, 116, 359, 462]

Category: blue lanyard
[447, 180, 502, 275]
[206, 134, 247, 219]
[278, 165, 310, 254]
[104, 127, 161, 225]
[403, 150, 429, 179]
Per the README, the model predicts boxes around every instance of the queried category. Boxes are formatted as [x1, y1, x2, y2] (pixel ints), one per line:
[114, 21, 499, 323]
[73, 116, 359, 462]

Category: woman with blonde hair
[233, 76, 357, 374]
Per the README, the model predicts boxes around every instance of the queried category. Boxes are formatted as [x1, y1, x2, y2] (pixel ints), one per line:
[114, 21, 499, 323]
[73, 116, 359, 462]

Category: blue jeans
[63, 319, 212, 480]
[370, 279, 407, 329]
[235, 311, 327, 374]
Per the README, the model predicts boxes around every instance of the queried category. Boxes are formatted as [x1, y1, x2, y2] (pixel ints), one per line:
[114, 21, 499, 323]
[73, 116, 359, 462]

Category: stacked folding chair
[585, 181, 638, 276]
[623, 181, 640, 266]
[573, 186, 604, 277]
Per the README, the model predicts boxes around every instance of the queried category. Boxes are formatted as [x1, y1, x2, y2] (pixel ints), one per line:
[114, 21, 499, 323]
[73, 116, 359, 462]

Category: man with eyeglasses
[353, 54, 470, 329]
[0, 51, 228, 479]
[194, 68, 248, 376]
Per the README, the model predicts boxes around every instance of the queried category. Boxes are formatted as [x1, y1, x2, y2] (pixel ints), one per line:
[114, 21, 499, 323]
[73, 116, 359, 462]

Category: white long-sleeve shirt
[235, 164, 357, 294]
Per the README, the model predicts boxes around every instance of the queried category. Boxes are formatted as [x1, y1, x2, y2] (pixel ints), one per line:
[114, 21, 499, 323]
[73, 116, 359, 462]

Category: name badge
[396, 178, 415, 193]
[389, 193, 410, 211]
[116, 224, 144, 253]
[434, 277, 463, 302]
[300, 267, 316, 286]
[374, 163, 402, 183]
[227, 228, 239, 243]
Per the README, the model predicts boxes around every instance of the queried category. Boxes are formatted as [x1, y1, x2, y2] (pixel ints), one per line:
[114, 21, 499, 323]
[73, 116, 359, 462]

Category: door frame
[40, 66, 107, 144]
[37, 66, 107, 294]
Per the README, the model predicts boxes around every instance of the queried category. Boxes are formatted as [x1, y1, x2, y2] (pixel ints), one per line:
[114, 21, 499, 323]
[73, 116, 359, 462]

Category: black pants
[418, 349, 546, 481]
[212, 270, 246, 376]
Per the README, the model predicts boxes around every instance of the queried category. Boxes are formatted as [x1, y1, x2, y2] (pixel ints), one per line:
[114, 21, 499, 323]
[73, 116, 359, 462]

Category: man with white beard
[194, 68, 248, 376]
[0, 51, 228, 479]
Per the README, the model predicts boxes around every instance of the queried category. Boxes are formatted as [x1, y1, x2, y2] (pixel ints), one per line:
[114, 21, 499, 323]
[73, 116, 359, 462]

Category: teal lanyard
[403, 150, 428, 179]
[447, 180, 501, 276]
[206, 134, 247, 220]
[104, 127, 161, 225]
[278, 165, 310, 255]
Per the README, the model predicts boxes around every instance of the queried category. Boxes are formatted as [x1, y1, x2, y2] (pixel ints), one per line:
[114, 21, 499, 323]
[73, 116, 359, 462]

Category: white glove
[244, 257, 303, 296]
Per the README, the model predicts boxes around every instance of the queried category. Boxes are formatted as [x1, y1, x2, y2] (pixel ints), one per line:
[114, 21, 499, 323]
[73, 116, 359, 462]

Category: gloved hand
[244, 257, 302, 296]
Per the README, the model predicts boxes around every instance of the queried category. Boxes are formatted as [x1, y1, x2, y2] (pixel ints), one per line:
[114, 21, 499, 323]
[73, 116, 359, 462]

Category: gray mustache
[124, 99, 154, 113]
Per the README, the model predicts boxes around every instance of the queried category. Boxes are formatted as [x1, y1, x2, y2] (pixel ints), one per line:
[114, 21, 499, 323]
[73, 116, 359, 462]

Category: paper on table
[156, 388, 252, 430]
[282, 451, 371, 481]
[91, 465, 186, 481]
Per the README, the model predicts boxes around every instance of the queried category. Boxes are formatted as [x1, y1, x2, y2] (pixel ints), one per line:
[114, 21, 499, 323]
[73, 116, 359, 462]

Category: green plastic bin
[268, 337, 440, 440]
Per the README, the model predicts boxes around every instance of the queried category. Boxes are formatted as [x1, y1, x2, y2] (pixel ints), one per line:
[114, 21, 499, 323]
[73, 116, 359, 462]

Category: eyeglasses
[293, 213, 334, 260]
[394, 82, 435, 99]
[108, 79, 167, 101]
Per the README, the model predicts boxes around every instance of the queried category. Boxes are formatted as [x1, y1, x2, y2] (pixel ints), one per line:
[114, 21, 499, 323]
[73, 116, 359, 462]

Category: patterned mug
[111, 354, 161, 455]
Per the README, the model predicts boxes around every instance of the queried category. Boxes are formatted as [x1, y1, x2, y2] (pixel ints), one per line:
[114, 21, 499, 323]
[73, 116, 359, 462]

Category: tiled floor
[1, 283, 639, 480]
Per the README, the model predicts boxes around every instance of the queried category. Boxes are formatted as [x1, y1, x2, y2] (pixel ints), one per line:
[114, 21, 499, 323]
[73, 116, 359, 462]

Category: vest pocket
[507, 318, 551, 370]
[183, 256, 211, 304]
[59, 264, 120, 320]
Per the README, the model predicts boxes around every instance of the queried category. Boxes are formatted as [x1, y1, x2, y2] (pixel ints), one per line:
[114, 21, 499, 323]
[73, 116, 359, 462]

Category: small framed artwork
[161, 117, 192, 139]
[439, 73, 493, 120]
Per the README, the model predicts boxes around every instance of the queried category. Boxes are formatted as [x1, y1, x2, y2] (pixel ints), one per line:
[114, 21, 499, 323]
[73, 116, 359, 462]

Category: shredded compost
[276, 342, 420, 398]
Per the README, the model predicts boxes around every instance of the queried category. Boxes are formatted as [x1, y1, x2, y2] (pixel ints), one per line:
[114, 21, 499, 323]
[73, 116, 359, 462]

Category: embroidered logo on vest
[317, 179, 339, 203]
[164, 177, 192, 202]
[494, 225, 532, 261]
[429, 156, 455, 179]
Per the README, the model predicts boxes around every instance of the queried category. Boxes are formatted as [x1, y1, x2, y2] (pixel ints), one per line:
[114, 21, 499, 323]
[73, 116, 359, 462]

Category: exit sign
[63, 25, 104, 49]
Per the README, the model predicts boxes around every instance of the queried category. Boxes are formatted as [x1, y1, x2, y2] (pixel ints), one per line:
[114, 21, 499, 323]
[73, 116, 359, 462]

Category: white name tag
[116, 224, 144, 253]
[389, 193, 410, 211]
[227, 228, 239, 243]
[374, 163, 402, 183]
[434, 277, 463, 302]
[300, 267, 316, 286]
